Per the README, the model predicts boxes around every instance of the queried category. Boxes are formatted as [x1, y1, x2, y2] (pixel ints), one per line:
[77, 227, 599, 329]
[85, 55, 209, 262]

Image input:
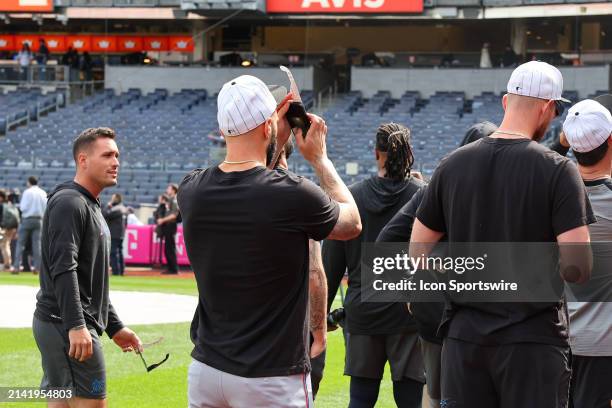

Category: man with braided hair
[323, 123, 426, 408]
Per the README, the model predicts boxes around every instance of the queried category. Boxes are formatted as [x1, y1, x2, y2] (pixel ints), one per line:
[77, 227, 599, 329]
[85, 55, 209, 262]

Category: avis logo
[98, 40, 110, 49]
[176, 41, 188, 49]
[48, 40, 58, 48]
[124, 41, 135, 49]
[73, 40, 84, 48]
[300, 0, 385, 7]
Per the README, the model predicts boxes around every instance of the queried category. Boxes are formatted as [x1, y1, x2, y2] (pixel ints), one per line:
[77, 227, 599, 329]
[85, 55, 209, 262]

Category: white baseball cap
[507, 61, 570, 103]
[562, 99, 612, 153]
[217, 75, 278, 137]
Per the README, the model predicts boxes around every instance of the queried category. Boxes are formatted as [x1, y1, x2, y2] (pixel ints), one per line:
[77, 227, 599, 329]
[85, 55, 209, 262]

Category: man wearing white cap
[561, 97, 612, 408]
[410, 61, 594, 407]
[177, 75, 361, 407]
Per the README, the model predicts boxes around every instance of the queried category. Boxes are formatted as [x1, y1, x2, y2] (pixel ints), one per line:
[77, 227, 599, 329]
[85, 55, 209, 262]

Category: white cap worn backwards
[563, 99, 612, 153]
[217, 75, 277, 137]
[507, 61, 570, 103]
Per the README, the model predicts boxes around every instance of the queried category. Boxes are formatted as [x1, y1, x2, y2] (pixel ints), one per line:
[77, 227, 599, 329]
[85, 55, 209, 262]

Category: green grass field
[0, 273, 198, 296]
[0, 273, 399, 407]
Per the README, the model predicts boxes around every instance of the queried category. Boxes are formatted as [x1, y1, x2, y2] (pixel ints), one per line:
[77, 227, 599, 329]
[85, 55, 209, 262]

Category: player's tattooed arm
[309, 240, 327, 358]
[295, 113, 362, 241]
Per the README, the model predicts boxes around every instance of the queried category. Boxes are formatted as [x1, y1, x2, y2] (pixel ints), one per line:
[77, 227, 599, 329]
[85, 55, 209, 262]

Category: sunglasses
[136, 337, 170, 373]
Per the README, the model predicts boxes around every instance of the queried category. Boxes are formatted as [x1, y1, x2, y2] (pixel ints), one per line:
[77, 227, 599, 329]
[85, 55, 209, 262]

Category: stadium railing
[0, 64, 71, 84]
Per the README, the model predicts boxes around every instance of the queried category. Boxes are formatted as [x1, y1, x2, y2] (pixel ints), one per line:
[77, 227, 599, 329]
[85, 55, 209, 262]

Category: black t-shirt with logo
[178, 166, 340, 377]
[416, 137, 595, 346]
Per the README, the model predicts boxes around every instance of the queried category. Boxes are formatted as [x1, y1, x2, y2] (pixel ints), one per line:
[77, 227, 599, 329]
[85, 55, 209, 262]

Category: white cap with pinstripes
[507, 61, 570, 103]
[217, 75, 277, 137]
[563, 99, 612, 153]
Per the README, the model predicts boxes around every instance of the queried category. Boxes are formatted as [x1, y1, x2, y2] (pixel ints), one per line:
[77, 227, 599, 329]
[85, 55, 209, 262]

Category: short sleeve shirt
[416, 137, 595, 345]
[178, 166, 339, 377]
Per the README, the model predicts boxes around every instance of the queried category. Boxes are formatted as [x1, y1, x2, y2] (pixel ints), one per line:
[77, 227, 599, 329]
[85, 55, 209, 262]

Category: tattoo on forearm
[310, 268, 327, 332]
[316, 163, 341, 198]
[309, 241, 327, 333]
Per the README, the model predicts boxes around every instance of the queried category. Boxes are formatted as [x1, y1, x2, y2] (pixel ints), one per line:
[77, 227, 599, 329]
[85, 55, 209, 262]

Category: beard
[265, 128, 278, 167]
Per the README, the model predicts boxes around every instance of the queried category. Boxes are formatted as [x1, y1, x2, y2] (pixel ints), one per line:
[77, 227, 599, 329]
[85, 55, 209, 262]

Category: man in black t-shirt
[178, 74, 361, 407]
[411, 61, 595, 407]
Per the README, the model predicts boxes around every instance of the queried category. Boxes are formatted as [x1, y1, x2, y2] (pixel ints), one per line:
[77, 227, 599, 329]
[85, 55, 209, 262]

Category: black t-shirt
[416, 137, 595, 346]
[376, 186, 446, 344]
[322, 176, 424, 335]
[178, 166, 339, 378]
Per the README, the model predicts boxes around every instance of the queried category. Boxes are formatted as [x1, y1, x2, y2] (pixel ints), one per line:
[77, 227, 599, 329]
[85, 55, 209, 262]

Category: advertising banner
[267, 0, 423, 14]
[0, 34, 192, 53]
[124, 225, 190, 267]
[14, 35, 40, 52]
[42, 35, 67, 53]
[143, 36, 169, 52]
[91, 35, 117, 53]
[117, 36, 143, 53]
[0, 35, 15, 51]
[0, 0, 53, 12]
[66, 35, 92, 52]
[168, 36, 194, 52]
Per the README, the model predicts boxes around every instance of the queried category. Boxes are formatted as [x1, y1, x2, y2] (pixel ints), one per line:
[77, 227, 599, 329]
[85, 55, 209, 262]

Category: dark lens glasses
[137, 350, 170, 372]
[136, 337, 169, 372]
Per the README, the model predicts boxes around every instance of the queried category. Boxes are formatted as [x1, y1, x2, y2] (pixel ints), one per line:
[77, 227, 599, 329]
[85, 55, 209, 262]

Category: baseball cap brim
[267, 85, 288, 107]
[506, 91, 571, 105]
[593, 94, 612, 113]
[555, 99, 570, 117]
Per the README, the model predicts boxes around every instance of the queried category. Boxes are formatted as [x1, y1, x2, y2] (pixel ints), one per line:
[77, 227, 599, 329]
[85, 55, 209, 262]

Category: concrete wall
[105, 66, 314, 95]
[351, 66, 611, 99]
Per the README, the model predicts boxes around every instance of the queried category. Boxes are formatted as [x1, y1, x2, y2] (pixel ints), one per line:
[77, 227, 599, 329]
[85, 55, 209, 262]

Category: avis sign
[267, 0, 423, 13]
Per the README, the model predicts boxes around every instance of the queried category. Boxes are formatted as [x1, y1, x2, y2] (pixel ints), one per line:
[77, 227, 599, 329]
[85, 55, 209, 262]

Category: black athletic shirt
[323, 176, 425, 335]
[35, 181, 124, 338]
[178, 166, 339, 378]
[416, 137, 595, 346]
[376, 186, 446, 344]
